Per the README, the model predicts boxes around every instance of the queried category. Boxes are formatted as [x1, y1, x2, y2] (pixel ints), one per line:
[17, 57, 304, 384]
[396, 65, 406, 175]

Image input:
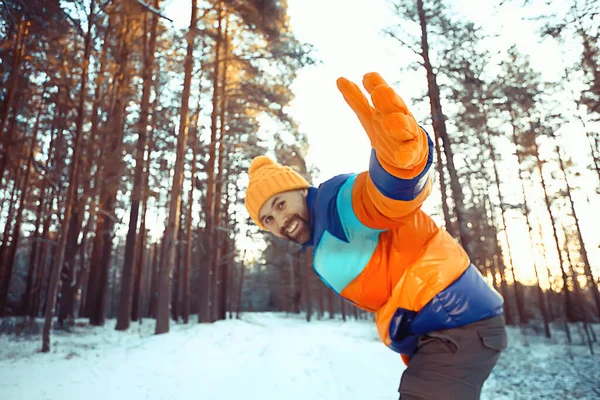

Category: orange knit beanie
[245, 155, 309, 229]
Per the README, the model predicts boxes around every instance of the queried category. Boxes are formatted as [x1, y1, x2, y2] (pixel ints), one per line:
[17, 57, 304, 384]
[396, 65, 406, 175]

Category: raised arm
[336, 73, 434, 230]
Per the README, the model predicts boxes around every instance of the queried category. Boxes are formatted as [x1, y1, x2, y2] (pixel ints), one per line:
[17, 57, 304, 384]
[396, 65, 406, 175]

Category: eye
[278, 201, 285, 209]
[264, 216, 273, 225]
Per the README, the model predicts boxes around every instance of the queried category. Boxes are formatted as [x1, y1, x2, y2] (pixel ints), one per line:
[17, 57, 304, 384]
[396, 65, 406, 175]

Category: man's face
[258, 189, 310, 244]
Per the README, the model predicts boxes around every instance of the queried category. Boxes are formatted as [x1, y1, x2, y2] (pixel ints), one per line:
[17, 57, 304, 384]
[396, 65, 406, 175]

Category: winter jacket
[303, 128, 504, 360]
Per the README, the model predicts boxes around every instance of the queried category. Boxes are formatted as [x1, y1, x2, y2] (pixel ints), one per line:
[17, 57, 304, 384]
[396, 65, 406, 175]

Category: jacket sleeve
[351, 128, 434, 230]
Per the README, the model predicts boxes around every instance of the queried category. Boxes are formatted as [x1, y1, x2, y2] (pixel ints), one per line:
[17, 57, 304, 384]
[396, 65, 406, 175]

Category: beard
[280, 214, 311, 244]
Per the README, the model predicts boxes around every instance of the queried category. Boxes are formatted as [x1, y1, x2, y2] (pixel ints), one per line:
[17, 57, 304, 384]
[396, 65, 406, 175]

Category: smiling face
[258, 189, 311, 244]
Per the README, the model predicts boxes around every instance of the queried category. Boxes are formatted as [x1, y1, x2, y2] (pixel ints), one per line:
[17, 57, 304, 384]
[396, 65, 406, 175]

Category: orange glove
[336, 72, 428, 178]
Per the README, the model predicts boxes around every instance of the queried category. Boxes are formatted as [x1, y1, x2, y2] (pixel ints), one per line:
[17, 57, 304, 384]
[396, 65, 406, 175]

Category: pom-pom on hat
[245, 155, 309, 229]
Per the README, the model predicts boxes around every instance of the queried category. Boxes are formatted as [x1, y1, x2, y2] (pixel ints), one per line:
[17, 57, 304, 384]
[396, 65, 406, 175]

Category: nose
[274, 213, 289, 232]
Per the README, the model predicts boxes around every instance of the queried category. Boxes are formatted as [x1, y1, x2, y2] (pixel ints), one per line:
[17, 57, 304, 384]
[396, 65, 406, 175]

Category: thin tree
[155, 0, 198, 334]
[386, 0, 473, 256]
[40, 0, 95, 350]
[200, 0, 224, 324]
[116, 0, 162, 331]
[551, 129, 600, 318]
[513, 122, 550, 337]
[0, 99, 40, 314]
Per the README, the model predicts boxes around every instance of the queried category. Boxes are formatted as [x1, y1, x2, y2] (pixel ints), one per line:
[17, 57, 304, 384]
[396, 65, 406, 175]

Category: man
[244, 72, 507, 399]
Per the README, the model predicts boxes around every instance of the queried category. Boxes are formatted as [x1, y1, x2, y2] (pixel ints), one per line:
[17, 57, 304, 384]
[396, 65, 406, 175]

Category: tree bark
[482, 119, 525, 325]
[116, 0, 160, 332]
[86, 4, 132, 327]
[416, 0, 472, 258]
[531, 130, 575, 323]
[0, 122, 37, 315]
[214, 11, 231, 322]
[0, 18, 29, 140]
[200, 0, 223, 323]
[217, 182, 231, 321]
[182, 120, 199, 324]
[23, 175, 46, 315]
[132, 117, 155, 321]
[509, 117, 550, 336]
[303, 250, 312, 322]
[171, 203, 184, 321]
[41, 16, 90, 349]
[0, 166, 22, 314]
[155, 0, 197, 334]
[148, 242, 159, 318]
[553, 137, 600, 318]
[432, 132, 454, 234]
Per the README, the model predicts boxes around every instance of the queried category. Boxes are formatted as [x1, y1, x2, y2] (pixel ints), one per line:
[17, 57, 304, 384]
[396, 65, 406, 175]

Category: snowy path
[1, 313, 599, 400]
[0, 314, 404, 400]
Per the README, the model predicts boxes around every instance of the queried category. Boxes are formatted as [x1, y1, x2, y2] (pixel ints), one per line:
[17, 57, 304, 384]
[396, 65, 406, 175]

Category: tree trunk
[116, 0, 160, 332]
[531, 131, 575, 323]
[56, 209, 82, 326]
[303, 249, 312, 322]
[23, 175, 47, 315]
[432, 132, 454, 234]
[317, 276, 324, 319]
[481, 193, 502, 293]
[212, 11, 231, 323]
[86, 4, 132, 326]
[416, 0, 472, 258]
[553, 137, 600, 318]
[0, 167, 22, 314]
[53, 0, 96, 326]
[41, 16, 91, 349]
[472, 126, 513, 324]
[86, 213, 106, 324]
[575, 31, 600, 183]
[131, 227, 146, 322]
[132, 90, 157, 322]
[234, 252, 245, 319]
[217, 181, 232, 321]
[0, 92, 43, 314]
[81, 20, 112, 322]
[0, 18, 29, 141]
[182, 118, 199, 324]
[155, 0, 197, 334]
[509, 118, 550, 336]
[0, 125, 37, 315]
[148, 242, 159, 318]
[31, 196, 54, 317]
[200, 0, 224, 324]
[482, 119, 525, 325]
[171, 204, 183, 321]
[72, 226, 90, 318]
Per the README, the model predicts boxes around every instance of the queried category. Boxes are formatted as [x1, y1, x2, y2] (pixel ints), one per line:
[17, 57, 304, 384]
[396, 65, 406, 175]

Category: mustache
[280, 214, 309, 239]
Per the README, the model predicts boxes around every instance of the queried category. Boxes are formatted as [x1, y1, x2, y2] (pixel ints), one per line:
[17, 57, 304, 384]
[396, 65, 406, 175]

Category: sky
[159, 0, 599, 285]
[283, 0, 569, 184]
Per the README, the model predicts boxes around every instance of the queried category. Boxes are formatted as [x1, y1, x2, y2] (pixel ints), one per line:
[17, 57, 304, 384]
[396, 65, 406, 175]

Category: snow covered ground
[0, 313, 599, 400]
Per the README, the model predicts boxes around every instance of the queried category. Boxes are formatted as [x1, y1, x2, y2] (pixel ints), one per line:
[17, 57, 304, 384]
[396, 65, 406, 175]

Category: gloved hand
[336, 72, 428, 176]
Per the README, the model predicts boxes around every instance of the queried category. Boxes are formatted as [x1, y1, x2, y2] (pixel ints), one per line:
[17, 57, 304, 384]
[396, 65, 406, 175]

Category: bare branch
[64, 12, 87, 38]
[0, 0, 17, 27]
[136, 0, 173, 22]
[383, 29, 423, 58]
[31, 159, 59, 191]
[97, 209, 120, 223]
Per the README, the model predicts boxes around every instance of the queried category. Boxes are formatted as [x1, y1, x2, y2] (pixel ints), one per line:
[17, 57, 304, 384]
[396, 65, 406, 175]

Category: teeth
[286, 220, 299, 234]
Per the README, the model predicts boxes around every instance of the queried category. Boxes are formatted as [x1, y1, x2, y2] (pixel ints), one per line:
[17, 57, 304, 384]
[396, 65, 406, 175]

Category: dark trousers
[399, 315, 507, 399]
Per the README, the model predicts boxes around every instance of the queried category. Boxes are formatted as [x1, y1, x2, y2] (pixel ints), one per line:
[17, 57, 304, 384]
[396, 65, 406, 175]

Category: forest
[0, 0, 598, 357]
